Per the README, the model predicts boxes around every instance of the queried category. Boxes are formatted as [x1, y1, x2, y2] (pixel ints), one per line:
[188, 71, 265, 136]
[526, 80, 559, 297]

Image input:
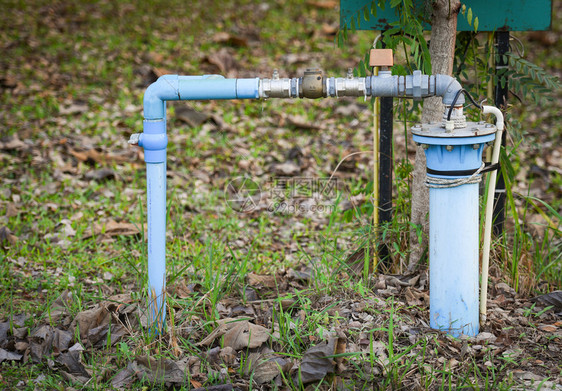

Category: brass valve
[301, 68, 324, 99]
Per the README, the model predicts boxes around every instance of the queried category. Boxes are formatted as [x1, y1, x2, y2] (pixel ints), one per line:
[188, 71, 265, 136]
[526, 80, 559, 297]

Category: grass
[1, 0, 561, 389]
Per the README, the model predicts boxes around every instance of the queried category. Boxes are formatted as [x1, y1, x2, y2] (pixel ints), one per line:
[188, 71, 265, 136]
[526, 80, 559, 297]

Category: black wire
[447, 89, 464, 120]
[446, 89, 483, 121]
[463, 89, 484, 110]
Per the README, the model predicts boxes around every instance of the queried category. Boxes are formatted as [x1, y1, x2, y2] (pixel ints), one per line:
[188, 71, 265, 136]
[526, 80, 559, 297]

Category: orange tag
[369, 49, 393, 67]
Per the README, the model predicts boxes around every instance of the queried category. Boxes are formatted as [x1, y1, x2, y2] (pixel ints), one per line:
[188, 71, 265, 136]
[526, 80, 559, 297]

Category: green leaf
[474, 17, 479, 32]
[467, 8, 473, 25]
[386, 26, 401, 36]
[371, 1, 379, 15]
[392, 64, 407, 76]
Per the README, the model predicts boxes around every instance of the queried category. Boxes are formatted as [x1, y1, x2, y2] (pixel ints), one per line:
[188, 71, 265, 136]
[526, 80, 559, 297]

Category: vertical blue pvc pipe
[412, 133, 495, 337]
[429, 182, 479, 336]
[146, 162, 167, 331]
[139, 119, 168, 333]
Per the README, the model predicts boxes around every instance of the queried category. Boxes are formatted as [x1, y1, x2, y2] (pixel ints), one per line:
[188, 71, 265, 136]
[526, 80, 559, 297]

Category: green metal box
[340, 0, 552, 31]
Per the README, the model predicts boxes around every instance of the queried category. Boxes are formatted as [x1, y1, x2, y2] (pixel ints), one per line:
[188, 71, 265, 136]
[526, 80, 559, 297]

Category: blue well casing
[412, 132, 495, 337]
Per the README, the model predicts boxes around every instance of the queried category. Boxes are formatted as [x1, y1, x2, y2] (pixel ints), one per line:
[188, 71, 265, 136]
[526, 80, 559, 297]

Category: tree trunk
[408, 0, 461, 271]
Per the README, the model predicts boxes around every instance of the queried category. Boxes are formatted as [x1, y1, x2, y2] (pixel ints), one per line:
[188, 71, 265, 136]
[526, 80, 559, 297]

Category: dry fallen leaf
[223, 321, 270, 350]
[204, 48, 237, 76]
[245, 353, 290, 384]
[538, 324, 557, 332]
[534, 290, 562, 310]
[212, 32, 248, 47]
[296, 337, 338, 384]
[134, 355, 186, 384]
[83, 220, 140, 239]
[285, 114, 324, 130]
[71, 306, 111, 341]
[59, 102, 88, 115]
[198, 318, 270, 350]
[0, 226, 18, 246]
[270, 162, 301, 176]
[0, 135, 26, 151]
[0, 348, 22, 363]
[247, 273, 277, 289]
[112, 366, 137, 390]
[84, 168, 116, 182]
[175, 105, 212, 128]
[56, 350, 90, 381]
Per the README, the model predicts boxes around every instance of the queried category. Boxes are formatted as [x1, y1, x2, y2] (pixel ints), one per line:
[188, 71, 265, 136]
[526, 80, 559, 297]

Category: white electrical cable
[479, 105, 505, 323]
[372, 34, 382, 49]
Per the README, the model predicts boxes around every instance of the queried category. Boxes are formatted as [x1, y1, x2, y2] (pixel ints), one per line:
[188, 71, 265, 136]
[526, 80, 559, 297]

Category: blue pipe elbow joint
[140, 120, 168, 163]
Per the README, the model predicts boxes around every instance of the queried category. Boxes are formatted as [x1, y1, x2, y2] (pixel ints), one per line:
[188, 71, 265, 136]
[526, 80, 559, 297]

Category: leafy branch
[501, 53, 561, 105]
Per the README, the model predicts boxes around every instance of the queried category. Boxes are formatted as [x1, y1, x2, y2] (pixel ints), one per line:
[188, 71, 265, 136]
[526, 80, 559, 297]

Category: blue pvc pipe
[429, 182, 479, 336]
[413, 133, 495, 337]
[140, 72, 467, 334]
[144, 75, 260, 119]
[142, 75, 260, 333]
[146, 162, 167, 333]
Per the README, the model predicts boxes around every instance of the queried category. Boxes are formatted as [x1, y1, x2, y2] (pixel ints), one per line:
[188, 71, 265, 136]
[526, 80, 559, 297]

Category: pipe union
[413, 70, 422, 99]
[405, 71, 429, 99]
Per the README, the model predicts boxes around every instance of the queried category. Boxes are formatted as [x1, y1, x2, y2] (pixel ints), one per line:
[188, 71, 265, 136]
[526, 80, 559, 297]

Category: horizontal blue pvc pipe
[144, 75, 260, 119]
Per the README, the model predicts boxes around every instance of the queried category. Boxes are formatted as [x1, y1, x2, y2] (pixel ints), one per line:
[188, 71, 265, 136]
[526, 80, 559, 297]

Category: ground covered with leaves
[0, 0, 561, 390]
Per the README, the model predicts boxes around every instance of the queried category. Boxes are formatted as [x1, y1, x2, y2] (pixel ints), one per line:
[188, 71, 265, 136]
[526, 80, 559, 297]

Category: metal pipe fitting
[370, 73, 399, 97]
[257, 70, 465, 107]
[434, 74, 465, 105]
[260, 77, 294, 98]
[328, 76, 368, 97]
[301, 68, 324, 98]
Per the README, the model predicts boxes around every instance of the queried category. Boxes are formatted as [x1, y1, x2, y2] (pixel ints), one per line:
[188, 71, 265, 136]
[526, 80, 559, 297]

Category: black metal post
[377, 41, 393, 266]
[493, 31, 509, 236]
[378, 96, 393, 265]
